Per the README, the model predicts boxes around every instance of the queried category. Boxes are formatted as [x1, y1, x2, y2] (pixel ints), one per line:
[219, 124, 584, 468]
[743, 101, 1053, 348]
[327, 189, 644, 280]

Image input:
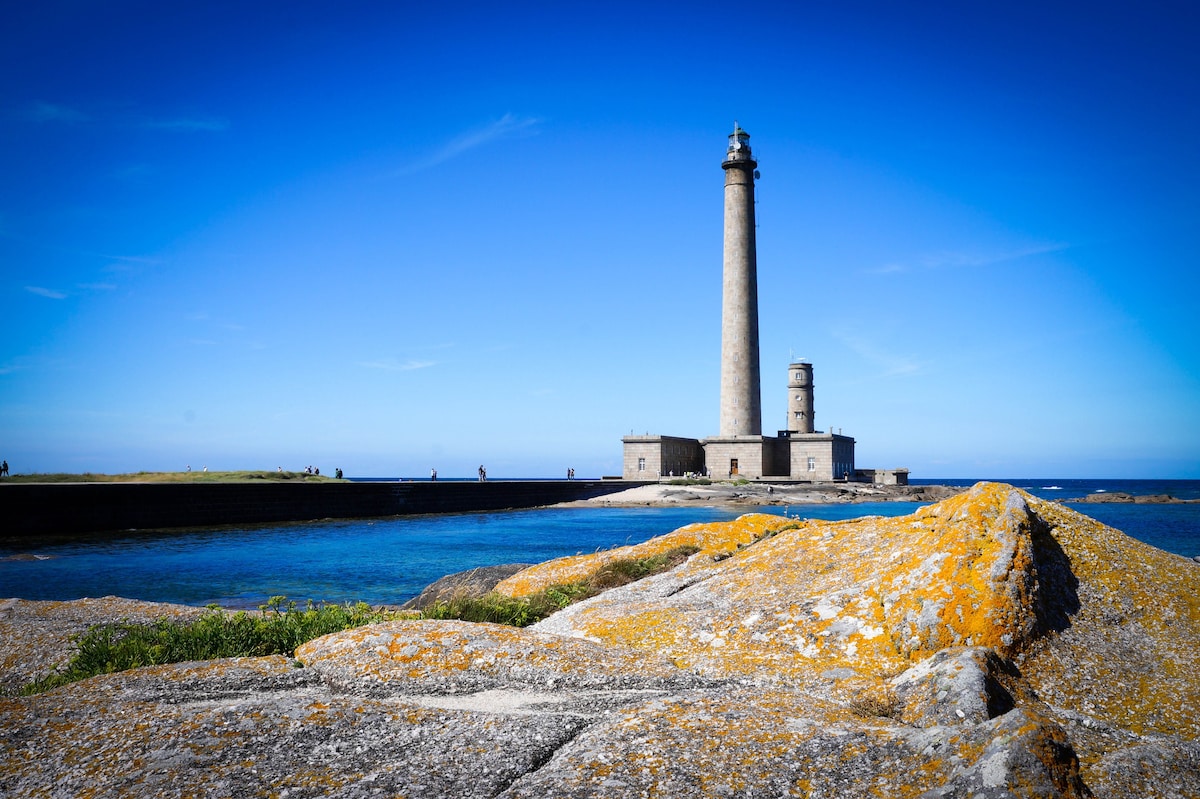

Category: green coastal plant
[20, 597, 388, 695]
[22, 546, 703, 694]
[420, 544, 701, 627]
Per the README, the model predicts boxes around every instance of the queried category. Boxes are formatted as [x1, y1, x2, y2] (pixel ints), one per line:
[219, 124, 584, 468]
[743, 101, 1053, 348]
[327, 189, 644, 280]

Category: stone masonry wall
[0, 480, 642, 537]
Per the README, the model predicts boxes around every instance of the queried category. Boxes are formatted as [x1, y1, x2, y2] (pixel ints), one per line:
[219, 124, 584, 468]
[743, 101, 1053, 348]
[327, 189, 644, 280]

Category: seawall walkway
[0, 480, 646, 537]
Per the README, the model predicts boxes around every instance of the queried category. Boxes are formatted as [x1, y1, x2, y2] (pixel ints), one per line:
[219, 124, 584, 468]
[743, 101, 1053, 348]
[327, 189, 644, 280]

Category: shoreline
[557, 481, 966, 507]
[558, 481, 1200, 508]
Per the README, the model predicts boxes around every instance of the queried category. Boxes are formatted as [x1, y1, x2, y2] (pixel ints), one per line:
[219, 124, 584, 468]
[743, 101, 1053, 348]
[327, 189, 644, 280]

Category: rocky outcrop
[2, 483, 1197, 797]
[1066, 491, 1195, 504]
[400, 563, 533, 610]
[0, 595, 209, 696]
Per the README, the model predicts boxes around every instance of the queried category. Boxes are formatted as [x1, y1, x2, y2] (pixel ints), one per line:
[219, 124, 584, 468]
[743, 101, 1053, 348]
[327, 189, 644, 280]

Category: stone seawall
[0, 480, 644, 537]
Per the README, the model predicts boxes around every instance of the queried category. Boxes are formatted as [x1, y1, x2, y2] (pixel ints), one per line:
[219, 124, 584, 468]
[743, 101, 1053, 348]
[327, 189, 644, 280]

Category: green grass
[420, 544, 701, 627]
[20, 597, 390, 695]
[0, 470, 341, 483]
[20, 546, 703, 694]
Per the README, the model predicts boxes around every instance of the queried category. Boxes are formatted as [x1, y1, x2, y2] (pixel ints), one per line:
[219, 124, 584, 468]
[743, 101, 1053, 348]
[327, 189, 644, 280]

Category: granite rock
[1067, 491, 1194, 504]
[1, 482, 1196, 797]
[400, 563, 533, 610]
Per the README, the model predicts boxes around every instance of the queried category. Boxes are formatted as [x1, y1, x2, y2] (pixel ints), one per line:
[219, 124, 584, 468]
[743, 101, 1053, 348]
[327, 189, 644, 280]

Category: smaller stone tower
[787, 361, 815, 434]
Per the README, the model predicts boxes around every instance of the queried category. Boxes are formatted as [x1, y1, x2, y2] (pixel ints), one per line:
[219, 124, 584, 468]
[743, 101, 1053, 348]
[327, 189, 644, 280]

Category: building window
[637, 457, 646, 472]
[807, 457, 816, 472]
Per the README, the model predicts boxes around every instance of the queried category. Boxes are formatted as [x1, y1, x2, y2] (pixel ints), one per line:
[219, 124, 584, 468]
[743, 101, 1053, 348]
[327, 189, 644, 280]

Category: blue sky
[2, 1, 1197, 479]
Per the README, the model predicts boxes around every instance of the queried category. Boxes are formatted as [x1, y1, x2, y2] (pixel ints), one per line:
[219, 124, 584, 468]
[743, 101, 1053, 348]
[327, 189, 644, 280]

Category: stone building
[621, 125, 905, 484]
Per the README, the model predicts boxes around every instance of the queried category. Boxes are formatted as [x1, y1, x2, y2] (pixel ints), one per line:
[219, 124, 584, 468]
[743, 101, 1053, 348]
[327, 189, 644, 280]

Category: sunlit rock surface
[2, 482, 1197, 797]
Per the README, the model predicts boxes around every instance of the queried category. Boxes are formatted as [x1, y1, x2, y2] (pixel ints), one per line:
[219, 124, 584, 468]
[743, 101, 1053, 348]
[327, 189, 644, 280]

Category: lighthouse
[621, 126, 877, 484]
[718, 122, 762, 436]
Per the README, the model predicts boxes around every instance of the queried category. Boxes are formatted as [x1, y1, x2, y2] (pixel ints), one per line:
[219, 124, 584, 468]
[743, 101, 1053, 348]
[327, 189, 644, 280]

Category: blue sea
[2, 479, 1197, 609]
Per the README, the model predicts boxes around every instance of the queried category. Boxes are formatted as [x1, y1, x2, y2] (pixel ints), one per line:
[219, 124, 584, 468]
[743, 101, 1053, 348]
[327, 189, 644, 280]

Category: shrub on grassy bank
[21, 597, 388, 695]
[420, 544, 701, 627]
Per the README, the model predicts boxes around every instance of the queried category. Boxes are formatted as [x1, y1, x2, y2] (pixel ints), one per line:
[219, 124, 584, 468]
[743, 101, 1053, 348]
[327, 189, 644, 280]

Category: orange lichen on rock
[0, 596, 209, 693]
[4, 482, 1197, 798]
[295, 618, 699, 694]
[1014, 496, 1200, 742]
[494, 513, 782, 598]
[504, 687, 1087, 798]
[532, 482, 1195, 707]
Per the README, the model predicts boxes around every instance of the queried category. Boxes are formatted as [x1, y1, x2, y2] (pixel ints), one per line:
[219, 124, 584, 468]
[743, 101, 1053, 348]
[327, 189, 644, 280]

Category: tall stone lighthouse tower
[719, 122, 762, 436]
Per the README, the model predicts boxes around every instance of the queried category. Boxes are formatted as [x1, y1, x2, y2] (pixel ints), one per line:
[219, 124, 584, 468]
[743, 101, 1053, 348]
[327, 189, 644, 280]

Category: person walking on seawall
[431, 468, 437, 481]
[0, 460, 8, 477]
[478, 465, 486, 482]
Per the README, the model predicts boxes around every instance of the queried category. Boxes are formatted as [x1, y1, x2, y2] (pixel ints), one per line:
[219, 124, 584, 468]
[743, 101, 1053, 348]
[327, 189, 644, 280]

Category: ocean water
[2, 480, 1197, 608]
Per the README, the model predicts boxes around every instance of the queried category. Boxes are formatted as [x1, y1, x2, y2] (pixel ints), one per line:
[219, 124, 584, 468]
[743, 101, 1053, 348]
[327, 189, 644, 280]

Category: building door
[730, 458, 739, 476]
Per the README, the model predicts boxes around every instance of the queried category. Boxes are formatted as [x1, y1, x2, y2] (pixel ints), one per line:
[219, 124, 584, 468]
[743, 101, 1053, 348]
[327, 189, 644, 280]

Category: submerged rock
[1, 482, 1196, 797]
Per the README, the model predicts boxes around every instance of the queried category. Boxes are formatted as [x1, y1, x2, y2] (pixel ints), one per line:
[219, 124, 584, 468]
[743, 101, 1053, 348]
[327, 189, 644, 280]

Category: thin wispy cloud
[918, 242, 1069, 269]
[186, 312, 247, 335]
[101, 254, 162, 270]
[25, 286, 67, 300]
[113, 163, 154, 180]
[393, 113, 541, 175]
[0, 354, 66, 376]
[25, 101, 89, 123]
[0, 359, 27, 376]
[77, 282, 117, 291]
[834, 330, 922, 379]
[866, 242, 1069, 275]
[359, 358, 436, 372]
[142, 115, 230, 132]
[21, 101, 227, 133]
[865, 263, 907, 276]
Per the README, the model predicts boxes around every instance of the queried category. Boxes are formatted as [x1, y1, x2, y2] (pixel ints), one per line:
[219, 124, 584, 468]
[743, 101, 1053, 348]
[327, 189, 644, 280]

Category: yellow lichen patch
[1015, 494, 1200, 742]
[526, 688, 1063, 798]
[296, 618, 686, 687]
[0, 596, 212, 694]
[494, 513, 783, 598]
[536, 483, 1130, 698]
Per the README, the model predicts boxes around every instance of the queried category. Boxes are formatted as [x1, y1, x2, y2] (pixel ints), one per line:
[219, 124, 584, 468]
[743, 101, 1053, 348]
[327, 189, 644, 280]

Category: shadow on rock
[1031, 513, 1081, 636]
